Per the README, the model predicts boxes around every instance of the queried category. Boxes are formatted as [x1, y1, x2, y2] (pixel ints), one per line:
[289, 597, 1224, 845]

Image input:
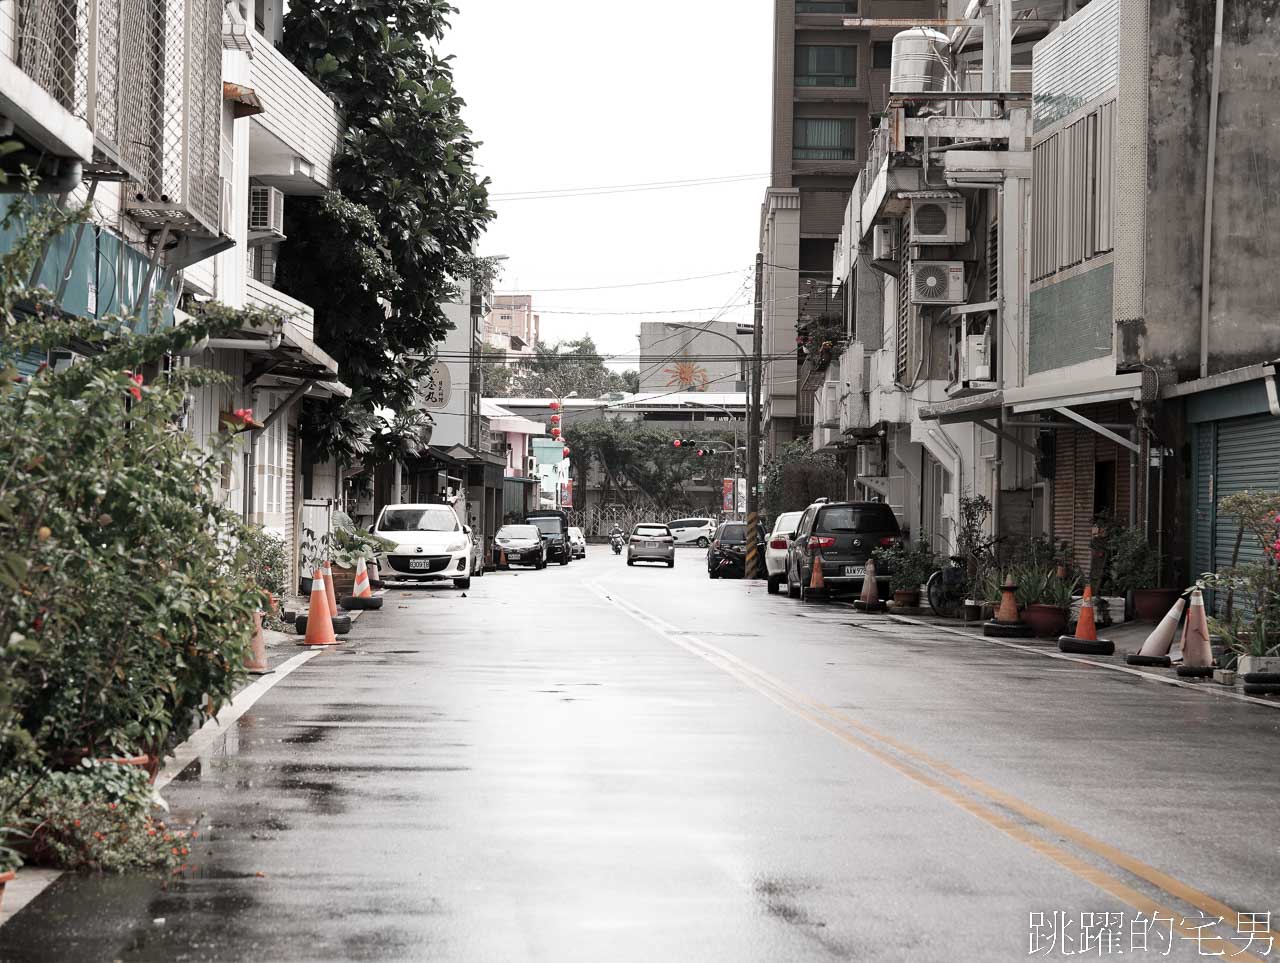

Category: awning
[1003, 373, 1143, 414]
[919, 389, 1003, 425]
[222, 82, 264, 119]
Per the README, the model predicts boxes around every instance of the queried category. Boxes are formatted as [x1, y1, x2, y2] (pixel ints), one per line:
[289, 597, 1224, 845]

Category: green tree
[277, 0, 493, 461]
[761, 440, 845, 518]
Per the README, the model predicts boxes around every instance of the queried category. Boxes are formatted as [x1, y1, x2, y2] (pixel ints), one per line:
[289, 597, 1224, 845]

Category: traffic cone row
[341, 557, 384, 611]
[1126, 597, 1185, 667]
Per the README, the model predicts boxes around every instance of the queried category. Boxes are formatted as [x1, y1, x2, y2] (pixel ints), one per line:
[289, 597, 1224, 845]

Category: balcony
[245, 276, 314, 342]
[248, 30, 341, 194]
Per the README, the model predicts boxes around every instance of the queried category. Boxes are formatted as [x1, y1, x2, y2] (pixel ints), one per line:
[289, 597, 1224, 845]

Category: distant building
[637, 321, 751, 393]
[484, 294, 539, 358]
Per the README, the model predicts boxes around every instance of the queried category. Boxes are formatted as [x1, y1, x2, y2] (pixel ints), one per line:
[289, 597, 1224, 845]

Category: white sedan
[373, 503, 473, 590]
[765, 510, 805, 595]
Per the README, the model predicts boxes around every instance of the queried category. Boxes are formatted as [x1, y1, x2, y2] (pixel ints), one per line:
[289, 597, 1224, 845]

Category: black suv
[706, 520, 765, 579]
[785, 500, 901, 601]
[525, 510, 572, 565]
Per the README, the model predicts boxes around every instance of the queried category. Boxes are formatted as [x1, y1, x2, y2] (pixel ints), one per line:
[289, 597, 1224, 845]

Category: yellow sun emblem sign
[663, 359, 710, 390]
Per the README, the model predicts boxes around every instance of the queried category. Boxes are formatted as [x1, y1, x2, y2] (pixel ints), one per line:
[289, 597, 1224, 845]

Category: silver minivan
[627, 523, 675, 567]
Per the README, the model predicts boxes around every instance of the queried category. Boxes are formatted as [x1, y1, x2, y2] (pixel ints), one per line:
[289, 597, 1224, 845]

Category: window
[797, 1, 857, 12]
[816, 504, 900, 534]
[794, 118, 855, 161]
[377, 508, 458, 532]
[499, 313, 512, 320]
[795, 45, 857, 87]
[872, 42, 893, 70]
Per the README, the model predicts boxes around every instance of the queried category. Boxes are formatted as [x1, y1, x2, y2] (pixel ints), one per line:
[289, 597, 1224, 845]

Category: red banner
[722, 478, 734, 512]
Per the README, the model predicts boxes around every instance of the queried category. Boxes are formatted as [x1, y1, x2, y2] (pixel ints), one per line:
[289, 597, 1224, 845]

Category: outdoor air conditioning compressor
[910, 261, 965, 305]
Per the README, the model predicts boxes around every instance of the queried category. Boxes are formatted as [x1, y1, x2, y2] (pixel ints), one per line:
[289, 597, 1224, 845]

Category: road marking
[586, 578, 1273, 957]
[154, 650, 320, 790]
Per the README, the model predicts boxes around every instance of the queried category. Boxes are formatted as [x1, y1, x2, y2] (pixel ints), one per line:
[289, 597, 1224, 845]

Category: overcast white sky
[442, 1, 773, 369]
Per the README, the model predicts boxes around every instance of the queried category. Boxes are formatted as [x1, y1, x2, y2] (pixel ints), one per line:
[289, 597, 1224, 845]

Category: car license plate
[409, 558, 429, 571]
[643, 540, 657, 547]
[843, 565, 865, 577]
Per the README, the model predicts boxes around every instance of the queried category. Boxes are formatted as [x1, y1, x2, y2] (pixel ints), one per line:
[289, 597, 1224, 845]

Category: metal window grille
[121, 0, 223, 236]
[895, 222, 911, 382]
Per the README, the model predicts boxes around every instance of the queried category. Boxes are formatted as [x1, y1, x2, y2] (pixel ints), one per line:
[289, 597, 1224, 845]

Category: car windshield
[378, 508, 457, 532]
[817, 505, 900, 534]
[528, 517, 564, 535]
[634, 525, 670, 537]
[719, 523, 746, 544]
[497, 525, 539, 539]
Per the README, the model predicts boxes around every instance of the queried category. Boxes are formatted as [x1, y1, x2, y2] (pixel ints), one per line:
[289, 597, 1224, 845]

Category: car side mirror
[787, 531, 797, 539]
[462, 525, 471, 535]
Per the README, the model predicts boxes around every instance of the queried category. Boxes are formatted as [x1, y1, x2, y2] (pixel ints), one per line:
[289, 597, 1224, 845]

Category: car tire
[560, 556, 569, 566]
[627, 558, 634, 566]
[454, 576, 471, 590]
[709, 564, 719, 579]
[696, 536, 709, 548]
[667, 559, 675, 568]
[787, 566, 801, 599]
[767, 575, 781, 595]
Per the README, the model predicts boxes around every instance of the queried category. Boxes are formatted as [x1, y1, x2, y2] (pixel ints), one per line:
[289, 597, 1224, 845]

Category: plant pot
[1238, 655, 1280, 676]
[1132, 588, 1182, 622]
[0, 869, 14, 912]
[893, 589, 920, 608]
[1024, 603, 1070, 639]
[963, 601, 983, 622]
[299, 576, 314, 596]
[330, 565, 356, 598]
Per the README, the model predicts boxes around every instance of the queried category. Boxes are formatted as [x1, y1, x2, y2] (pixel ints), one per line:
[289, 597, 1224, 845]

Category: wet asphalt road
[4, 548, 1280, 962]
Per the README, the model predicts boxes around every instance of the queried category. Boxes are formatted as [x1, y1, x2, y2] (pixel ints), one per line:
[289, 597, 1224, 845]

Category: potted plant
[874, 536, 937, 609]
[1103, 526, 1175, 621]
[1020, 566, 1080, 638]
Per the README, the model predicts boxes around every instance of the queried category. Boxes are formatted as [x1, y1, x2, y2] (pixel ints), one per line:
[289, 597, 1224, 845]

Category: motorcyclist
[609, 525, 625, 553]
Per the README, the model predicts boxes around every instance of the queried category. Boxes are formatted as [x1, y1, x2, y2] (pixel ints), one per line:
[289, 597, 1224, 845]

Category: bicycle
[925, 535, 1003, 619]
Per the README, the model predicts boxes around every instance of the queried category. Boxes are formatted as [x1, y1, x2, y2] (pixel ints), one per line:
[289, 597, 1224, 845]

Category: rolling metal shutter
[1191, 423, 1214, 582]
[1212, 414, 1280, 573]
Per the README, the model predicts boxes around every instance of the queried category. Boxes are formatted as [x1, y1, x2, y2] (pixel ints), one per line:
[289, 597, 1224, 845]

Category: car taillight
[769, 537, 788, 550]
[879, 536, 898, 547]
[712, 539, 720, 549]
[809, 536, 836, 553]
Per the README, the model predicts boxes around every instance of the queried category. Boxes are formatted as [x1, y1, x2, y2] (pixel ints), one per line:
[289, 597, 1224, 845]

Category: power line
[489, 166, 864, 201]
[491, 267, 749, 294]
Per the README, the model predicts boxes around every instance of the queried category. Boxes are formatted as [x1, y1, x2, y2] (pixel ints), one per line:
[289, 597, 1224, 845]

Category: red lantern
[551, 427, 561, 438]
[550, 414, 561, 425]
[549, 401, 561, 411]
[562, 447, 571, 457]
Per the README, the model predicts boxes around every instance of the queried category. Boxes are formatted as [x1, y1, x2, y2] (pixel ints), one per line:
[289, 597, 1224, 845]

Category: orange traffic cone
[809, 554, 825, 590]
[854, 557, 885, 611]
[1176, 588, 1214, 677]
[296, 569, 340, 646]
[1059, 585, 1114, 654]
[341, 557, 383, 611]
[984, 574, 1032, 637]
[1127, 597, 1184, 667]
[321, 562, 338, 617]
[499, 548, 508, 570]
[244, 609, 272, 674]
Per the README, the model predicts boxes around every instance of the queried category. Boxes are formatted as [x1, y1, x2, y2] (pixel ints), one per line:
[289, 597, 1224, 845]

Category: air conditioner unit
[47, 349, 84, 372]
[910, 197, 967, 244]
[872, 224, 896, 261]
[526, 456, 538, 473]
[248, 185, 285, 240]
[910, 261, 966, 305]
[965, 334, 991, 382]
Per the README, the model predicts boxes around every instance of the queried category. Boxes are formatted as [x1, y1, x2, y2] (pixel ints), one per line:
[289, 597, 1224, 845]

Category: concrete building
[637, 321, 751, 393]
[2, 0, 348, 591]
[484, 294, 539, 358]
[481, 399, 546, 520]
[759, 0, 944, 454]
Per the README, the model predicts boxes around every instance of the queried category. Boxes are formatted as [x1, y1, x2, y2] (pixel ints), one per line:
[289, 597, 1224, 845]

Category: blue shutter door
[1212, 415, 1280, 576]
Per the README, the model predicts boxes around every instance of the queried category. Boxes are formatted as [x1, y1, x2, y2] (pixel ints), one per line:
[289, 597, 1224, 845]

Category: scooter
[610, 533, 625, 555]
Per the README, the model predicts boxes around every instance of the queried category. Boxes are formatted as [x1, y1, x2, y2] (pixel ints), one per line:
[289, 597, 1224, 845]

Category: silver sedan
[626, 523, 675, 567]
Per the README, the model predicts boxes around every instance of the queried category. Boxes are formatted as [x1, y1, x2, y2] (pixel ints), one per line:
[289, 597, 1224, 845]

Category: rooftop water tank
[890, 28, 951, 94]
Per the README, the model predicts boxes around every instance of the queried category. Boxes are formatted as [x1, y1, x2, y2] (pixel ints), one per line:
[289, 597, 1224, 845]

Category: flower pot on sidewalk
[1024, 604, 1069, 639]
[1238, 655, 1280, 676]
[1132, 588, 1182, 622]
[893, 589, 920, 608]
[963, 600, 983, 622]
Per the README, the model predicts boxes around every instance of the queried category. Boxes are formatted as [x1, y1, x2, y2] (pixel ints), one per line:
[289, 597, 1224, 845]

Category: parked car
[525, 509, 572, 565]
[765, 510, 805, 594]
[373, 503, 473, 589]
[707, 520, 746, 578]
[785, 499, 900, 601]
[627, 523, 675, 567]
[668, 516, 716, 548]
[567, 526, 587, 559]
[493, 524, 546, 569]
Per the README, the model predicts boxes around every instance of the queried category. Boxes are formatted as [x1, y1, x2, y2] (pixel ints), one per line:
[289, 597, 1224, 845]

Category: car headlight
[446, 539, 467, 553]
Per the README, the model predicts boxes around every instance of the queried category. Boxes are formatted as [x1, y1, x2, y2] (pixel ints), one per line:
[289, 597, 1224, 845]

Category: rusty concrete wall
[1139, 0, 1280, 378]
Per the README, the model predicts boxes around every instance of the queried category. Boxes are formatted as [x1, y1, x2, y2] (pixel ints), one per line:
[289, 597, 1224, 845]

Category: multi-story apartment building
[637, 321, 751, 393]
[1, 0, 348, 590]
[826, 0, 1280, 590]
[759, 0, 943, 454]
[484, 294, 539, 358]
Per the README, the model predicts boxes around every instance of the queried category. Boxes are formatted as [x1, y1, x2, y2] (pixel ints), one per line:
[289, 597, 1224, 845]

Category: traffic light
[696, 448, 707, 457]
[673, 438, 696, 449]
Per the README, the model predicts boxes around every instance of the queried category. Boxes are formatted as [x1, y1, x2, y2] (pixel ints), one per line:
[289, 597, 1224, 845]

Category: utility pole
[744, 252, 764, 579]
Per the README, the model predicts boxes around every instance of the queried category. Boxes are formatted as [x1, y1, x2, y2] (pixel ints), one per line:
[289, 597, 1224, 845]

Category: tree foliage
[761, 439, 845, 519]
[481, 336, 638, 399]
[277, 0, 493, 461]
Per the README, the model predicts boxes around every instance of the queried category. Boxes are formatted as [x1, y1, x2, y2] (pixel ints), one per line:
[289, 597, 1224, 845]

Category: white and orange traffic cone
[984, 574, 1032, 637]
[1175, 588, 1214, 678]
[499, 548, 508, 570]
[809, 554, 825, 590]
[854, 557, 886, 612]
[341, 557, 383, 611]
[244, 609, 272, 674]
[1127, 596, 1184, 667]
[1059, 585, 1114, 654]
[321, 561, 339, 617]
[296, 570, 340, 646]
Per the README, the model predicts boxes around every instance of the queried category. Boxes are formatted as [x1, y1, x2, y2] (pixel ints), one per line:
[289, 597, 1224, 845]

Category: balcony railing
[246, 276, 314, 343]
[248, 30, 342, 193]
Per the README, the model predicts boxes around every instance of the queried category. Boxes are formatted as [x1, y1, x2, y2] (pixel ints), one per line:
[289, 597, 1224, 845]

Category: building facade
[483, 294, 539, 358]
[637, 321, 751, 393]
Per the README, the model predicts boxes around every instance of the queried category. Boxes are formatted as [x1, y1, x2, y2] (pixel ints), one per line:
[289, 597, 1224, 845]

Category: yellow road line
[588, 581, 1270, 959]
